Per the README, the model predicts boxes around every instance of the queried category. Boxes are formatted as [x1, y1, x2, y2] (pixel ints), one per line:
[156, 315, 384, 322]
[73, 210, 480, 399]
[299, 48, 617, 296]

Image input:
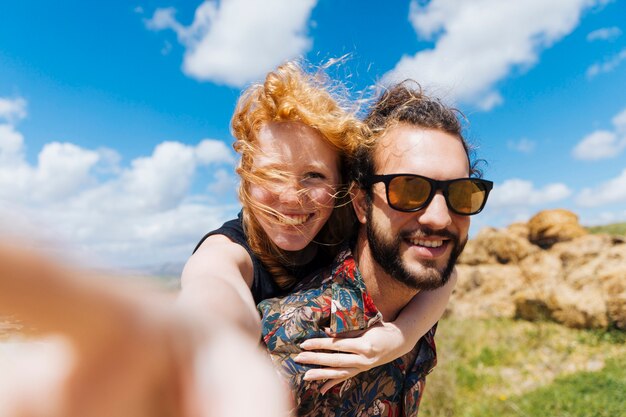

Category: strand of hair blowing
[231, 61, 365, 290]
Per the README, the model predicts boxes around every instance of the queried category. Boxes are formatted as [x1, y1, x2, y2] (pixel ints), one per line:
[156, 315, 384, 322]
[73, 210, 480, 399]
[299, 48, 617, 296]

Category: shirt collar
[328, 247, 383, 334]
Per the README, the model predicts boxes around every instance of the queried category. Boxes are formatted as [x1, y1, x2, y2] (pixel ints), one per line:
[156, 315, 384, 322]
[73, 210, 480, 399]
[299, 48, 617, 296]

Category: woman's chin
[273, 238, 311, 253]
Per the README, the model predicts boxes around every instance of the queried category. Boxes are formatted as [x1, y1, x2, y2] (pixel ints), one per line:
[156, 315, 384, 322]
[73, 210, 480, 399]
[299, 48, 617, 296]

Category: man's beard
[366, 208, 467, 291]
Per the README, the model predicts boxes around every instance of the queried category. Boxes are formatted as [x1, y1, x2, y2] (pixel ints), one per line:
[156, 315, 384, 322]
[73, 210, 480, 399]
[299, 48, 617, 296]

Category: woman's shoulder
[193, 216, 248, 254]
[183, 215, 256, 288]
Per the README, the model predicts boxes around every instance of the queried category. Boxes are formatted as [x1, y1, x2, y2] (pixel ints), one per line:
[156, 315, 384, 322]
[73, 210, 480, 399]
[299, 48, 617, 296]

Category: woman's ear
[351, 186, 369, 225]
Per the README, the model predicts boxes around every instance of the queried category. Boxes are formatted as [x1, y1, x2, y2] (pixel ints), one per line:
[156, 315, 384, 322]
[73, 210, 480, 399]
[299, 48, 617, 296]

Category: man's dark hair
[352, 81, 482, 197]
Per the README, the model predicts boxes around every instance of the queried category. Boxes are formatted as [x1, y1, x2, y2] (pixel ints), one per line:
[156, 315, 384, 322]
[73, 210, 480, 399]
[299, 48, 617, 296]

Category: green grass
[419, 318, 626, 417]
[474, 356, 626, 417]
[587, 222, 626, 236]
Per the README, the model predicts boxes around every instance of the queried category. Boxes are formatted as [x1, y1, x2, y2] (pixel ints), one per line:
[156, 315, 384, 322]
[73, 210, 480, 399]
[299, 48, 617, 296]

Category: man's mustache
[400, 226, 458, 242]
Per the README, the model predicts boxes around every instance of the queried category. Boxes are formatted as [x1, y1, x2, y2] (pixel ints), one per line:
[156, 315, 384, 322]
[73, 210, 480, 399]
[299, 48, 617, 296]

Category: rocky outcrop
[449, 209, 626, 330]
[527, 209, 588, 248]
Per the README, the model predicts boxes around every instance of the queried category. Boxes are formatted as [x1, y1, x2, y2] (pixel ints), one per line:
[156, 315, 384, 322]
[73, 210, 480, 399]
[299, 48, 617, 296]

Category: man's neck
[353, 229, 419, 322]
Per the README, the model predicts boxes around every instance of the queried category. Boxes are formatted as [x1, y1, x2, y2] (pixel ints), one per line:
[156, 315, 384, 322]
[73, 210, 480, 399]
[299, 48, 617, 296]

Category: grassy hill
[587, 222, 626, 236]
[420, 318, 626, 417]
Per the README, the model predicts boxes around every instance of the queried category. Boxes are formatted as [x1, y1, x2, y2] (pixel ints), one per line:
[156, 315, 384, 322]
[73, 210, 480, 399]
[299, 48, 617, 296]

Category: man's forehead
[373, 124, 469, 175]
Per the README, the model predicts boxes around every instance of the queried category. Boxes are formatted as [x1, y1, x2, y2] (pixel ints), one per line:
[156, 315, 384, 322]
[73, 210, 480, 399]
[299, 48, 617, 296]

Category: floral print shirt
[258, 247, 438, 417]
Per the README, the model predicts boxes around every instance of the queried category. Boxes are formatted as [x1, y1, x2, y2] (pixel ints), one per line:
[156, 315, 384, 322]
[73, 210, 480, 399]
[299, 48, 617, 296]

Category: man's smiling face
[364, 123, 471, 290]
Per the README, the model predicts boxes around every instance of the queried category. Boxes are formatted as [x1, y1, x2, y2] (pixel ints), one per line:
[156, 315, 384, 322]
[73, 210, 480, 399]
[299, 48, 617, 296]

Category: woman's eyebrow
[250, 159, 286, 171]
[303, 161, 334, 172]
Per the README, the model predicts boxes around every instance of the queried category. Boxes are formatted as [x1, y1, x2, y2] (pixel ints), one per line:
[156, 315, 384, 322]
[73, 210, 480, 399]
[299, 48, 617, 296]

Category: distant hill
[142, 261, 185, 279]
[588, 222, 626, 236]
[119, 262, 183, 289]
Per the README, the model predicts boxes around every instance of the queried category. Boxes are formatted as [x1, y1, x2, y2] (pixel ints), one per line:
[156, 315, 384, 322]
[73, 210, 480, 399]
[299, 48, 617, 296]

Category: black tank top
[193, 212, 331, 304]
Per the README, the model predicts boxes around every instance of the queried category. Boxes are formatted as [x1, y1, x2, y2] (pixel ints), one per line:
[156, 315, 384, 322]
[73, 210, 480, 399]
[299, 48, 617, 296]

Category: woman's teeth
[410, 239, 444, 248]
[278, 214, 310, 225]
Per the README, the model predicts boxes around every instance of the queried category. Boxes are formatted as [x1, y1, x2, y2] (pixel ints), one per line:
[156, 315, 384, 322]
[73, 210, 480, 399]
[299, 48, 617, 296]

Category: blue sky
[1, 0, 625, 269]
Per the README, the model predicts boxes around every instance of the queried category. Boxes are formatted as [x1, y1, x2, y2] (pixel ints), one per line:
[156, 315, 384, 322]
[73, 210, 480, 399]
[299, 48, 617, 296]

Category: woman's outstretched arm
[178, 234, 261, 339]
[0, 242, 291, 417]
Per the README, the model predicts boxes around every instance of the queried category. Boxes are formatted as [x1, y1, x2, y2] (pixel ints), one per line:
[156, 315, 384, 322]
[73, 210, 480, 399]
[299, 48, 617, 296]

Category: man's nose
[418, 192, 452, 229]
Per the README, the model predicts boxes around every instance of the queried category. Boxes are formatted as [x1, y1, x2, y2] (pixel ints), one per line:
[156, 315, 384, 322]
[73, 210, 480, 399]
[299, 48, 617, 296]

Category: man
[259, 81, 492, 416]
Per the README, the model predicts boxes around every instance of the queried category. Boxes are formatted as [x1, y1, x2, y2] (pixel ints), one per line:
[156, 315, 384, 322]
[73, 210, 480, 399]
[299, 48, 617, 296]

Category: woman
[179, 60, 456, 392]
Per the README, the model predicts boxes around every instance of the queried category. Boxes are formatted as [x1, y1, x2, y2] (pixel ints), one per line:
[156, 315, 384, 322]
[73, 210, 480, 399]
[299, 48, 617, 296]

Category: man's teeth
[410, 239, 444, 248]
[278, 214, 309, 225]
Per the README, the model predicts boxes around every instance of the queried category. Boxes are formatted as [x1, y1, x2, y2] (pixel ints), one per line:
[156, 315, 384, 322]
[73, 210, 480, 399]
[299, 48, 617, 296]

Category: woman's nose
[278, 184, 301, 205]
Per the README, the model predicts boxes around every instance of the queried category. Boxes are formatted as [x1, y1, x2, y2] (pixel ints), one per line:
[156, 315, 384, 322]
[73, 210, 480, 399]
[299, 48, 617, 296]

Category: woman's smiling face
[248, 121, 341, 252]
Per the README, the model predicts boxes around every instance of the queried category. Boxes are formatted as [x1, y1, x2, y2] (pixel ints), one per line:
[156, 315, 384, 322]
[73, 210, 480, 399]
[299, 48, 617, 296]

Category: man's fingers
[302, 367, 357, 382]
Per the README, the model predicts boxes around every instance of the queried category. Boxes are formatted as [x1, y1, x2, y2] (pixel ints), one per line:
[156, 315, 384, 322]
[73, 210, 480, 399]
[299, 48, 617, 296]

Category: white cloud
[145, 0, 317, 86]
[195, 138, 236, 164]
[0, 124, 25, 163]
[488, 179, 572, 208]
[34, 142, 100, 201]
[572, 106, 626, 160]
[0, 97, 27, 123]
[572, 130, 626, 160]
[612, 107, 626, 134]
[507, 138, 536, 154]
[73, 139, 235, 214]
[586, 26, 622, 42]
[383, 0, 599, 110]
[474, 178, 574, 234]
[94, 147, 123, 175]
[586, 48, 626, 78]
[0, 107, 239, 268]
[207, 168, 239, 196]
[576, 168, 626, 207]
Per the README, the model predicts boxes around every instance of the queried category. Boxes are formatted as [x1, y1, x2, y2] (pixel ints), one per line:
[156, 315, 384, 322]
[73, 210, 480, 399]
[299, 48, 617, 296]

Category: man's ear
[352, 187, 369, 225]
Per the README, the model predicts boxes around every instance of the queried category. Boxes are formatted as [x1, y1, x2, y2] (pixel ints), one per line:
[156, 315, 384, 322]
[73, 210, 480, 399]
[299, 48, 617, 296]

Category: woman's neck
[281, 243, 318, 266]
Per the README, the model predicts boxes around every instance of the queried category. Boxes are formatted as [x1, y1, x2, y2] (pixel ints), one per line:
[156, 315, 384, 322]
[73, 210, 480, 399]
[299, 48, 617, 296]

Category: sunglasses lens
[448, 179, 488, 214]
[388, 175, 431, 210]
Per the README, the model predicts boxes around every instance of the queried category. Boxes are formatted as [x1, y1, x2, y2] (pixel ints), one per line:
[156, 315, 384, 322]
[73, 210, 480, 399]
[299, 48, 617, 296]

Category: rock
[450, 210, 625, 331]
[515, 285, 608, 329]
[527, 209, 587, 248]
[449, 264, 524, 319]
[575, 244, 626, 329]
[459, 227, 537, 265]
[563, 242, 626, 312]
[606, 292, 626, 330]
[548, 286, 609, 329]
[506, 222, 529, 240]
[457, 235, 494, 266]
[518, 251, 563, 284]
[551, 234, 616, 277]
[514, 292, 553, 322]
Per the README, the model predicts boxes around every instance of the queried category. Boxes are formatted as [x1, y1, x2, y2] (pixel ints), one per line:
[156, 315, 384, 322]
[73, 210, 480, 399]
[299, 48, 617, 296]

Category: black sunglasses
[365, 174, 493, 216]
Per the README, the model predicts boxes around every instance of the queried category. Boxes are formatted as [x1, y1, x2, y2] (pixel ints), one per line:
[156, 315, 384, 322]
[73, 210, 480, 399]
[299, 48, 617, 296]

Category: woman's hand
[295, 267, 457, 394]
[294, 321, 409, 394]
[0, 243, 291, 417]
